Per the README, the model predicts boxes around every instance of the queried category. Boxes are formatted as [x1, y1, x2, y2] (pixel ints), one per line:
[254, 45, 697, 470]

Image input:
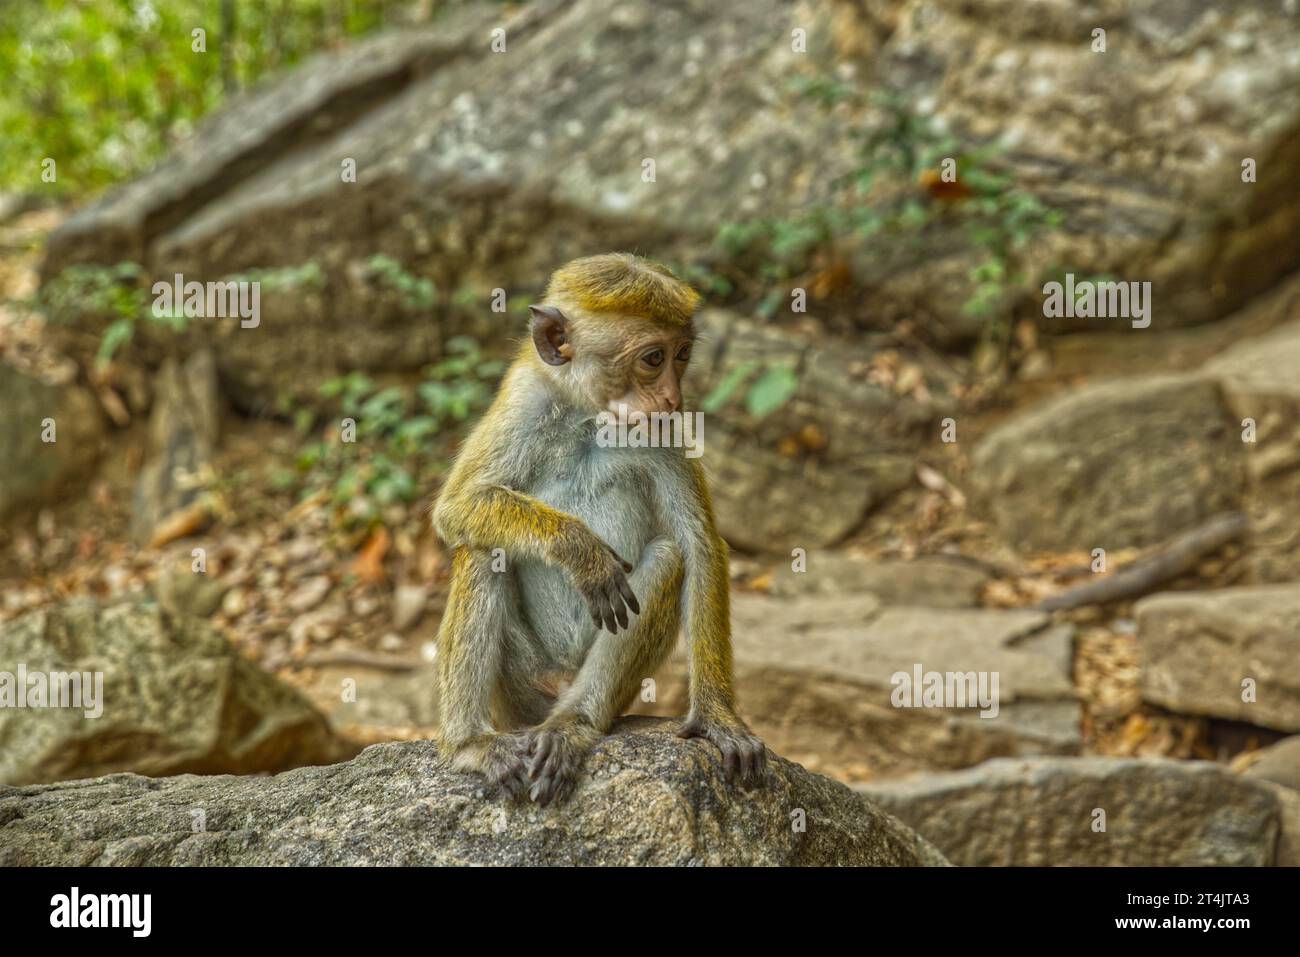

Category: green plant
[34, 261, 178, 364]
[701, 359, 800, 420]
[230, 261, 325, 292]
[784, 74, 852, 107]
[35, 260, 325, 365]
[0, 1, 417, 195]
[297, 337, 503, 528]
[715, 87, 1064, 342]
[366, 254, 436, 311]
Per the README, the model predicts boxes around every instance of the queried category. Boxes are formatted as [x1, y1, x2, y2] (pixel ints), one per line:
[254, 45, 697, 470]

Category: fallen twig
[1036, 511, 1249, 612]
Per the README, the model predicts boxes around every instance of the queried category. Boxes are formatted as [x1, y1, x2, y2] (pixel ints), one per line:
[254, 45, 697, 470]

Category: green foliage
[37, 261, 144, 315]
[297, 337, 502, 528]
[672, 262, 733, 299]
[700, 359, 799, 420]
[35, 261, 161, 364]
[230, 261, 325, 291]
[716, 87, 1064, 328]
[0, 1, 413, 195]
[784, 74, 852, 107]
[745, 364, 799, 418]
[700, 360, 758, 413]
[366, 254, 436, 311]
[35, 259, 324, 365]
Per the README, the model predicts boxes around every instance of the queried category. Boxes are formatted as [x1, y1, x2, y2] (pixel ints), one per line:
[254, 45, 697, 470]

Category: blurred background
[2, 0, 1299, 865]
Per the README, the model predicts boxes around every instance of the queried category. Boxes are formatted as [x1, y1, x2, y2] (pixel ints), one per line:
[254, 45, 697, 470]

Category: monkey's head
[528, 253, 701, 417]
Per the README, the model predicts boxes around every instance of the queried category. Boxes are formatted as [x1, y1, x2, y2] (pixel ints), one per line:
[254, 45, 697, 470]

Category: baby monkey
[432, 253, 766, 805]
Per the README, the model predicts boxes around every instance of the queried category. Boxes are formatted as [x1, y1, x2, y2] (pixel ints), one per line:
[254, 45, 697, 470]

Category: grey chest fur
[515, 422, 665, 655]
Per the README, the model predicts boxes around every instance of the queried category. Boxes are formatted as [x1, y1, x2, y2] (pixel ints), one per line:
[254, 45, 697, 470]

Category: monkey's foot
[522, 721, 598, 806]
[462, 733, 531, 801]
[677, 717, 768, 786]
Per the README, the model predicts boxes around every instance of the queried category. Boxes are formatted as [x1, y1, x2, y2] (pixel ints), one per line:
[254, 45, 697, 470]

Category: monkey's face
[596, 322, 694, 417]
[530, 303, 695, 417]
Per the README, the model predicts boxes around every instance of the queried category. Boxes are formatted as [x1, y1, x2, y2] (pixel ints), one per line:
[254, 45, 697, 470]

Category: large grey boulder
[634, 594, 1080, 779]
[0, 363, 104, 520]
[841, 0, 1300, 333]
[0, 717, 948, 866]
[0, 598, 357, 785]
[971, 374, 1245, 552]
[1136, 585, 1300, 732]
[40, 0, 1300, 391]
[858, 756, 1286, 866]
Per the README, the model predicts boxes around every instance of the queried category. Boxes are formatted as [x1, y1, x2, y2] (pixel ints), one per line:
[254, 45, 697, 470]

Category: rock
[0, 362, 104, 520]
[0, 598, 358, 785]
[847, 0, 1300, 334]
[1258, 782, 1300, 867]
[39, 0, 1300, 395]
[220, 586, 248, 618]
[971, 375, 1245, 552]
[1205, 317, 1300, 455]
[769, 553, 989, 607]
[288, 603, 344, 647]
[1202, 314, 1300, 582]
[285, 575, 332, 614]
[1137, 585, 1300, 732]
[324, 663, 440, 731]
[391, 583, 428, 632]
[0, 718, 948, 866]
[152, 564, 229, 618]
[633, 594, 1080, 778]
[857, 756, 1285, 866]
[1242, 736, 1300, 792]
[130, 349, 220, 543]
[692, 311, 951, 551]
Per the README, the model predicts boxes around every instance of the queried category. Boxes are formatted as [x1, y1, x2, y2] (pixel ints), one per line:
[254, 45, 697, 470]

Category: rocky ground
[0, 717, 947, 867]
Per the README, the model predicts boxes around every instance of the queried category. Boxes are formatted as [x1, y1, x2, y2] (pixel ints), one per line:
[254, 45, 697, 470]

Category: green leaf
[745, 364, 799, 419]
[96, 317, 134, 364]
[700, 360, 758, 413]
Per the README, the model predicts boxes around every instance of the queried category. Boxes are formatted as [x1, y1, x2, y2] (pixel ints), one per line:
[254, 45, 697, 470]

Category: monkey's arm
[432, 399, 638, 631]
[658, 457, 766, 783]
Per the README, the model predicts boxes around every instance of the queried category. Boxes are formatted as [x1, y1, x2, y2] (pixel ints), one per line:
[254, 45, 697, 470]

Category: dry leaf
[352, 527, 391, 584]
[149, 502, 211, 548]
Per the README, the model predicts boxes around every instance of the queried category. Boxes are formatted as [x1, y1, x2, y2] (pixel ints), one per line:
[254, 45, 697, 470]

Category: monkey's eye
[642, 348, 665, 368]
[675, 344, 692, 363]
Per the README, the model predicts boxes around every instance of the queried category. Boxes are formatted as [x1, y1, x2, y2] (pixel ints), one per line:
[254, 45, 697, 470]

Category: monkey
[431, 252, 766, 805]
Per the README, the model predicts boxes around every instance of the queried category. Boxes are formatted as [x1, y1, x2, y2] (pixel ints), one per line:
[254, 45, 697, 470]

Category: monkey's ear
[529, 304, 572, 366]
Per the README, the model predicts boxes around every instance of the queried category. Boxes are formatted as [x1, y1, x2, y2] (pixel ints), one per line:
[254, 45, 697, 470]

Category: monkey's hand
[557, 532, 640, 633]
[522, 716, 600, 806]
[678, 711, 767, 787]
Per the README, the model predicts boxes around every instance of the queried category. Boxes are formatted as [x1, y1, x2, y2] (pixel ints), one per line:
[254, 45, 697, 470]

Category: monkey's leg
[436, 548, 531, 798]
[494, 631, 557, 730]
[523, 538, 684, 805]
